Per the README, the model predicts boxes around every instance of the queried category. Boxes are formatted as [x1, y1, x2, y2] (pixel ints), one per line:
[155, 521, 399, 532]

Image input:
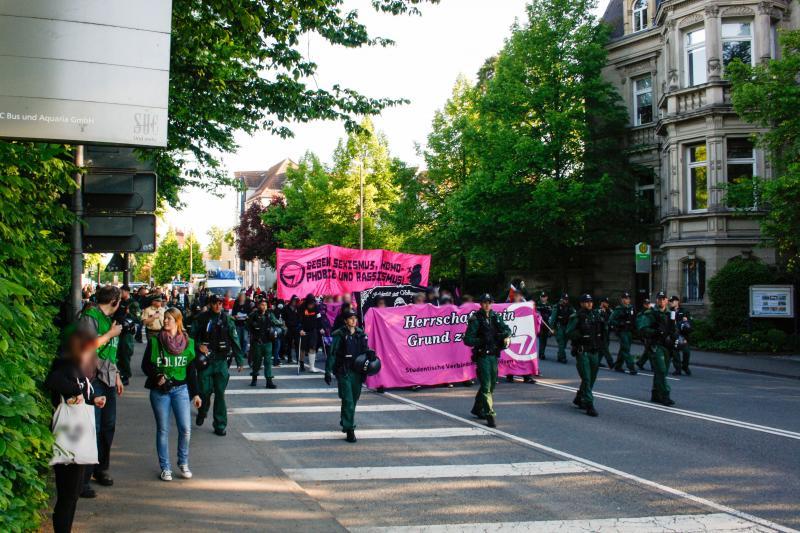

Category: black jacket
[45, 358, 94, 408]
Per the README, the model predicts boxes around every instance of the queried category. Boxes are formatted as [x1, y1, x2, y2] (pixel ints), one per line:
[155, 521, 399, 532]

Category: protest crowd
[49, 275, 692, 533]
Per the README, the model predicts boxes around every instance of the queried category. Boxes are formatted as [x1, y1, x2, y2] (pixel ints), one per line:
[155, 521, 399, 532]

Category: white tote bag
[50, 385, 98, 466]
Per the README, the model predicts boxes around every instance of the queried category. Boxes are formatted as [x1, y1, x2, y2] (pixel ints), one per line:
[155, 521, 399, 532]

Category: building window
[685, 28, 707, 86]
[633, 75, 653, 126]
[687, 144, 708, 211]
[722, 21, 753, 68]
[636, 168, 657, 223]
[683, 258, 706, 303]
[632, 0, 648, 33]
[727, 138, 756, 183]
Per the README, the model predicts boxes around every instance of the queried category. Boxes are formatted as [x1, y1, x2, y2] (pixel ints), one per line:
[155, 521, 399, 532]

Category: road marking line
[536, 380, 800, 441]
[229, 404, 419, 415]
[383, 392, 798, 533]
[243, 427, 489, 441]
[349, 513, 776, 533]
[229, 374, 322, 380]
[226, 388, 337, 395]
[284, 461, 597, 481]
[597, 366, 680, 381]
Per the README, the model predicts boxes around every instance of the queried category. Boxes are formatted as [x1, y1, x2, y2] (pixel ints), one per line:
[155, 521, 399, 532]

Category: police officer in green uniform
[247, 298, 283, 388]
[550, 294, 573, 364]
[566, 294, 603, 417]
[637, 292, 675, 406]
[464, 293, 511, 428]
[116, 285, 140, 386]
[596, 297, 614, 368]
[635, 298, 653, 370]
[536, 291, 553, 361]
[668, 295, 693, 376]
[191, 294, 243, 436]
[609, 291, 638, 375]
[325, 309, 369, 443]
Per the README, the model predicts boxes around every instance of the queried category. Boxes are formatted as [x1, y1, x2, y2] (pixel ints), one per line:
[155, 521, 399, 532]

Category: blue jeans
[272, 337, 282, 365]
[149, 384, 191, 471]
[235, 323, 250, 356]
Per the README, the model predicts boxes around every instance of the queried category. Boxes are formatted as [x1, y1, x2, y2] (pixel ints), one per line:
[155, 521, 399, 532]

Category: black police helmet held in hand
[352, 350, 381, 376]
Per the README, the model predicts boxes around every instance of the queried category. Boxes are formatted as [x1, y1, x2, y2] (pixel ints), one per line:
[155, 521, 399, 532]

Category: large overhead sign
[0, 0, 172, 146]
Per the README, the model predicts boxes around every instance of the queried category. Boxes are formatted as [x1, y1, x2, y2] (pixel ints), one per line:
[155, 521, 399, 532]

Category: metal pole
[189, 233, 193, 280]
[123, 253, 130, 286]
[69, 145, 84, 320]
[359, 158, 364, 250]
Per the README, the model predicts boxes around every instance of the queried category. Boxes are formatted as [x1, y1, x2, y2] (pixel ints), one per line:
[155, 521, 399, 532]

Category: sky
[166, 0, 611, 247]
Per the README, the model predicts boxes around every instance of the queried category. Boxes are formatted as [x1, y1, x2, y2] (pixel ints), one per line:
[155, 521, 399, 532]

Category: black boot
[195, 413, 205, 426]
[266, 378, 277, 389]
[523, 376, 535, 383]
[299, 360, 306, 372]
[486, 415, 496, 428]
[650, 392, 661, 404]
[250, 376, 257, 386]
[661, 396, 675, 407]
[346, 429, 357, 443]
[505, 375, 514, 383]
[585, 403, 598, 417]
[636, 360, 645, 370]
[573, 392, 583, 408]
[683, 367, 692, 376]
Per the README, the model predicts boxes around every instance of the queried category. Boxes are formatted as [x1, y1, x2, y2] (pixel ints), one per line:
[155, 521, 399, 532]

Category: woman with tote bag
[46, 330, 107, 533]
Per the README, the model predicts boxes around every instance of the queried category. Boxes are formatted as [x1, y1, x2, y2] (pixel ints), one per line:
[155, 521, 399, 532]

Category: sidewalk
[50, 344, 346, 533]
[598, 339, 800, 380]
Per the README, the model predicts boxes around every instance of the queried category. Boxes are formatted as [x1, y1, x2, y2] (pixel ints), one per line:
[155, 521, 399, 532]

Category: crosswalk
[224, 361, 791, 533]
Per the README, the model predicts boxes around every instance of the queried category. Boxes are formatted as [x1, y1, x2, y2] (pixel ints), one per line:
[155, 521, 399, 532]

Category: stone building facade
[599, 0, 793, 310]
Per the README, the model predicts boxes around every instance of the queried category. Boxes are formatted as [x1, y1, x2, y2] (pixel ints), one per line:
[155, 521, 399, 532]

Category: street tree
[236, 199, 285, 268]
[726, 30, 800, 273]
[207, 226, 226, 261]
[151, 230, 184, 284]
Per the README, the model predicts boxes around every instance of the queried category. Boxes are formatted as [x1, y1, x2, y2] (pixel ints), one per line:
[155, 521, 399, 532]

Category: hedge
[0, 142, 76, 532]
[707, 257, 775, 335]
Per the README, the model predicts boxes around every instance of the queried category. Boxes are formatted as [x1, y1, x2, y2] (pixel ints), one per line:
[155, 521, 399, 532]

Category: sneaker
[160, 470, 173, 482]
[177, 464, 193, 479]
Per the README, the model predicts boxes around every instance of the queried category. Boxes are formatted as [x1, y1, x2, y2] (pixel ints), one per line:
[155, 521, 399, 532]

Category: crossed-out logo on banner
[504, 302, 537, 361]
[280, 261, 306, 288]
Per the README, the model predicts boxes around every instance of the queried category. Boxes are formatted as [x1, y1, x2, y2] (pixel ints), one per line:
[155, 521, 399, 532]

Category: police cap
[208, 294, 222, 305]
[342, 309, 358, 320]
[599, 296, 609, 304]
[479, 293, 494, 303]
[669, 295, 681, 302]
[579, 293, 593, 303]
[656, 291, 667, 300]
[540, 291, 548, 298]
[621, 291, 631, 299]
[561, 293, 570, 301]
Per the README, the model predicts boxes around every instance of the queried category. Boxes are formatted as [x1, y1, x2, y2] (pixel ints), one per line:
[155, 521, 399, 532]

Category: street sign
[84, 172, 157, 213]
[749, 285, 795, 318]
[0, 0, 172, 146]
[105, 253, 127, 272]
[83, 214, 156, 253]
[635, 242, 651, 274]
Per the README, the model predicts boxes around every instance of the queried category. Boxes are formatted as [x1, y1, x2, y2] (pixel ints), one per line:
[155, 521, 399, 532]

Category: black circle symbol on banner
[280, 261, 305, 288]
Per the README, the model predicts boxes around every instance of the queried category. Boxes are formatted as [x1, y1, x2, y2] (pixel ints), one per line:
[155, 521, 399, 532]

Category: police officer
[550, 293, 573, 364]
[596, 297, 614, 368]
[609, 292, 638, 375]
[636, 298, 653, 370]
[536, 291, 553, 361]
[669, 296, 693, 376]
[247, 298, 283, 388]
[566, 294, 603, 417]
[464, 294, 511, 428]
[191, 294, 243, 436]
[637, 292, 675, 406]
[325, 309, 369, 443]
[116, 285, 140, 387]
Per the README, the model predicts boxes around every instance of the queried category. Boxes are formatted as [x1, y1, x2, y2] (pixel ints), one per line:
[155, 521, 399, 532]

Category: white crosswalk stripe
[229, 374, 324, 380]
[229, 404, 419, 414]
[284, 461, 598, 481]
[243, 427, 490, 441]
[226, 388, 337, 395]
[348, 513, 776, 533]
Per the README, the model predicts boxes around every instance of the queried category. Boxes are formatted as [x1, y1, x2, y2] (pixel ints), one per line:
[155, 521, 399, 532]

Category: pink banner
[277, 245, 431, 300]
[365, 302, 540, 389]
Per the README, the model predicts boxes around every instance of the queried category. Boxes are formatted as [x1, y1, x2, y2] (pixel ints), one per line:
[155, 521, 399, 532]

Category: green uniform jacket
[609, 304, 635, 333]
[565, 309, 604, 346]
[190, 311, 244, 366]
[636, 307, 672, 346]
[326, 326, 369, 375]
[246, 310, 285, 344]
[549, 303, 574, 330]
[464, 310, 511, 356]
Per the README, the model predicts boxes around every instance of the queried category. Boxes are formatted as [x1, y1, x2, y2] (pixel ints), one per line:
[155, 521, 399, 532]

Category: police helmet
[679, 320, 692, 334]
[479, 293, 494, 303]
[352, 350, 381, 376]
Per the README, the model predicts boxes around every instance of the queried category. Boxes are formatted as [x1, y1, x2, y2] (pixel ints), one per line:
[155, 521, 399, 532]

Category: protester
[232, 291, 254, 357]
[142, 308, 201, 481]
[271, 299, 286, 367]
[412, 293, 426, 305]
[222, 290, 234, 312]
[505, 289, 535, 384]
[282, 295, 301, 363]
[74, 284, 123, 495]
[47, 330, 107, 533]
[299, 295, 325, 372]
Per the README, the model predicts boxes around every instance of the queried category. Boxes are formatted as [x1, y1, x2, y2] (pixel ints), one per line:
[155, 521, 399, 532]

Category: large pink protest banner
[276, 245, 431, 299]
[365, 302, 540, 389]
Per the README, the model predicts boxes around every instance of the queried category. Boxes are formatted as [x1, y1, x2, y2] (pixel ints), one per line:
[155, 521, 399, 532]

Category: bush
[707, 257, 775, 335]
[0, 142, 76, 532]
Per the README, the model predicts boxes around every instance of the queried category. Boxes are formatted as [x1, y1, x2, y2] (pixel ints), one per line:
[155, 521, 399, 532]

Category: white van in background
[198, 269, 242, 298]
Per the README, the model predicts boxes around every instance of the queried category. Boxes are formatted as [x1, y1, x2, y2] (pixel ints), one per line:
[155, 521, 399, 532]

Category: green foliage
[707, 257, 775, 334]
[147, 0, 438, 206]
[0, 142, 77, 532]
[151, 230, 201, 284]
[206, 226, 225, 260]
[694, 328, 797, 353]
[266, 119, 403, 250]
[726, 30, 800, 272]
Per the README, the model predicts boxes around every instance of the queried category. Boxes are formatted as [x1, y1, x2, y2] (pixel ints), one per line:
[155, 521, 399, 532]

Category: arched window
[682, 258, 706, 303]
[632, 0, 648, 33]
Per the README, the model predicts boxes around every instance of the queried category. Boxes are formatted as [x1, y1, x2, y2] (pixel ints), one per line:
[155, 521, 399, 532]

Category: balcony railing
[628, 124, 658, 149]
[676, 86, 706, 113]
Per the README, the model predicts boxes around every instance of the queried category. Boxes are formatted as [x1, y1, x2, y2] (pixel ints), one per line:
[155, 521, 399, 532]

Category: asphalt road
[221, 343, 800, 532]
